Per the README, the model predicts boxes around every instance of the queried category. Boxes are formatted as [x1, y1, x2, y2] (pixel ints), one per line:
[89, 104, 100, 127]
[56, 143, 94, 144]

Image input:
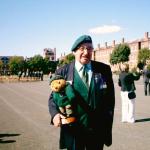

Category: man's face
[73, 43, 93, 65]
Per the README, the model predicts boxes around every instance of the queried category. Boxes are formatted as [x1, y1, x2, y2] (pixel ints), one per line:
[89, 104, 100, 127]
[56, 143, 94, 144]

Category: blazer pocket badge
[94, 73, 107, 90]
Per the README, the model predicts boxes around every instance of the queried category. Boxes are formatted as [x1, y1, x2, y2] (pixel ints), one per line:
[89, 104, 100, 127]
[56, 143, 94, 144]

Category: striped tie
[82, 65, 89, 89]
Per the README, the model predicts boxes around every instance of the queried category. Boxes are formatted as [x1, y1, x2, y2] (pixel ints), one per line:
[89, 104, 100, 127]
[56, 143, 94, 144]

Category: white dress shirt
[75, 61, 93, 86]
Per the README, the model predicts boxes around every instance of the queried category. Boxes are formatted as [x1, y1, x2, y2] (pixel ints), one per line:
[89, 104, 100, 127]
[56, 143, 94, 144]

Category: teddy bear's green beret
[49, 75, 64, 84]
[71, 35, 92, 52]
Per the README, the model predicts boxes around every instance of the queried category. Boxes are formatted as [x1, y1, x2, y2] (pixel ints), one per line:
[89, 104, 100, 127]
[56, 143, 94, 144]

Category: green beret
[71, 35, 92, 51]
[49, 75, 64, 85]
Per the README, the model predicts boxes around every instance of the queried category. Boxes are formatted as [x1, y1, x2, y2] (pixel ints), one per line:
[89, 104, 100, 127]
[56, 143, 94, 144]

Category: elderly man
[48, 35, 115, 150]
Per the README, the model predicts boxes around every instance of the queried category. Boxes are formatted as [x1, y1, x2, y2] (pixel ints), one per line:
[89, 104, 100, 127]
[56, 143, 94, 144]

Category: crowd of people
[18, 70, 44, 81]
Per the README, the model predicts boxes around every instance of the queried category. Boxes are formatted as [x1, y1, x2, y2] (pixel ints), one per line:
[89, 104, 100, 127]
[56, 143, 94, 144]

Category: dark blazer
[48, 60, 115, 148]
[118, 71, 140, 91]
[143, 69, 150, 83]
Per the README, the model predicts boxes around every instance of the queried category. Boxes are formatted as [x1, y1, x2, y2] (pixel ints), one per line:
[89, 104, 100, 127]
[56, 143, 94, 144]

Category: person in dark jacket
[142, 65, 150, 96]
[118, 63, 140, 123]
[48, 35, 115, 150]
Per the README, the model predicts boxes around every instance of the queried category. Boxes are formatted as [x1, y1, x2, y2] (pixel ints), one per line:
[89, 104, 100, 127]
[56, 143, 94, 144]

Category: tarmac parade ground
[0, 76, 150, 150]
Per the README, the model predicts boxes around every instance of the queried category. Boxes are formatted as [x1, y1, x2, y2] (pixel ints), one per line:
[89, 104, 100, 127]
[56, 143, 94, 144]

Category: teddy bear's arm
[53, 92, 71, 107]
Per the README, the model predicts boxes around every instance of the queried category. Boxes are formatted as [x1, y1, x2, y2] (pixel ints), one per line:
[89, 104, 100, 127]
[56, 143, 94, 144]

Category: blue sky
[0, 0, 150, 59]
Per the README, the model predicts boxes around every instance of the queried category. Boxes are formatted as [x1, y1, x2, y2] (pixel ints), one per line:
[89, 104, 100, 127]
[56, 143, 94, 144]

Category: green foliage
[43, 58, 58, 74]
[2, 54, 58, 75]
[110, 44, 130, 65]
[9, 56, 24, 74]
[66, 53, 75, 61]
[147, 64, 150, 70]
[26, 55, 58, 74]
[27, 55, 44, 71]
[7, 54, 58, 75]
[138, 48, 150, 64]
[58, 53, 75, 67]
[0, 60, 3, 70]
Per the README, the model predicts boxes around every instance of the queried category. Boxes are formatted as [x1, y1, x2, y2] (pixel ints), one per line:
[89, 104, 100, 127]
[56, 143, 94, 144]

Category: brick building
[43, 48, 56, 61]
[92, 32, 150, 71]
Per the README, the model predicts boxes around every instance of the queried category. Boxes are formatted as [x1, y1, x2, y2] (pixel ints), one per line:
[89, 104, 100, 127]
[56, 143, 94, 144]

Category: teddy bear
[49, 74, 76, 124]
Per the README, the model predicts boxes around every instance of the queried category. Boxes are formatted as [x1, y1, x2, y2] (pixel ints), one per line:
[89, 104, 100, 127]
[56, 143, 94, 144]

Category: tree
[0, 60, 3, 71]
[43, 58, 58, 74]
[27, 55, 44, 72]
[110, 43, 131, 65]
[9, 56, 24, 75]
[32, 55, 44, 71]
[138, 48, 150, 65]
[58, 53, 75, 67]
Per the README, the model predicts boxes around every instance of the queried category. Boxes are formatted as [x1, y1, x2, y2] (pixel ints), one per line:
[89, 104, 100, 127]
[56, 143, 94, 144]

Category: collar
[75, 61, 92, 72]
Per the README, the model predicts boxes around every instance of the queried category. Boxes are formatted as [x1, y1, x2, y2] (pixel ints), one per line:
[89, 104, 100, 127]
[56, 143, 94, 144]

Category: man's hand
[53, 113, 66, 127]
[53, 113, 61, 127]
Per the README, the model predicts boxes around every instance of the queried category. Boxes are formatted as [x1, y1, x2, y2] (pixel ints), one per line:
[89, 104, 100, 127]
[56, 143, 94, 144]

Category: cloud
[89, 25, 122, 34]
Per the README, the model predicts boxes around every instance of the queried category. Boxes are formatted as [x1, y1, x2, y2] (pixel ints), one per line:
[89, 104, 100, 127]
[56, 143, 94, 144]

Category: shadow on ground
[136, 118, 150, 123]
[0, 133, 20, 144]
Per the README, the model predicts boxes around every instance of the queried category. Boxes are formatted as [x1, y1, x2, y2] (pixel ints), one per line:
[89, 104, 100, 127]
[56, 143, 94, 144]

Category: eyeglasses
[77, 46, 93, 52]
